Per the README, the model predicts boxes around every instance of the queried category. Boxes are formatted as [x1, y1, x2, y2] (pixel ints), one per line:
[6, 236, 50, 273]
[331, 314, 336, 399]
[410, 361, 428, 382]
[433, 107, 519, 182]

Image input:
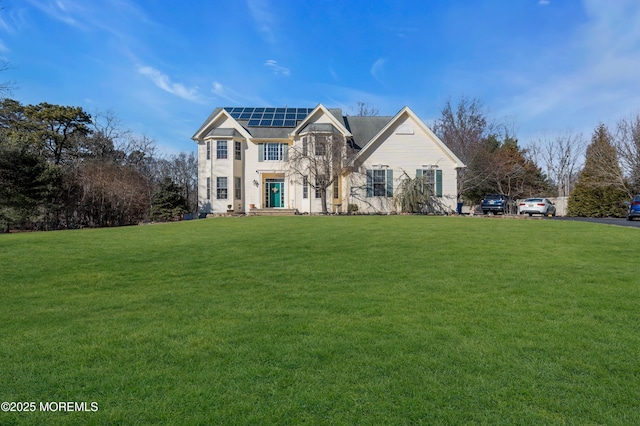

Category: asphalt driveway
[546, 216, 640, 228]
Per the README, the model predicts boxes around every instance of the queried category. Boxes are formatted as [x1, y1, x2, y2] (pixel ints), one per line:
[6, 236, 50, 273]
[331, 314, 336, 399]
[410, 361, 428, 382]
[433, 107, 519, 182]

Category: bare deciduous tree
[432, 97, 506, 202]
[288, 128, 357, 213]
[351, 101, 379, 117]
[531, 131, 584, 197]
[0, 60, 15, 98]
[614, 113, 640, 194]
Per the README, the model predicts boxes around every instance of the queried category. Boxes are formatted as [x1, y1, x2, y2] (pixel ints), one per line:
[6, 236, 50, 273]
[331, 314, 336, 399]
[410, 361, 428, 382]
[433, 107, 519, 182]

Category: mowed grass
[1, 216, 639, 425]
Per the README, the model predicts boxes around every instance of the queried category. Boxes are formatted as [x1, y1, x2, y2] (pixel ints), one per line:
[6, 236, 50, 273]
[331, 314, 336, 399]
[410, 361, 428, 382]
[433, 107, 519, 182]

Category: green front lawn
[1, 216, 638, 424]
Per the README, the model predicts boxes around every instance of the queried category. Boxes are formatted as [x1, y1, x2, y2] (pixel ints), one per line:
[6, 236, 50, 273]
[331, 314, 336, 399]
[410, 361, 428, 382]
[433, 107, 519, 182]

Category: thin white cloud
[390, 26, 420, 38]
[264, 59, 290, 76]
[370, 57, 387, 83]
[211, 81, 267, 106]
[212, 81, 241, 104]
[328, 67, 339, 82]
[25, 0, 86, 29]
[247, 0, 276, 44]
[539, 0, 550, 5]
[503, 0, 640, 137]
[138, 66, 200, 102]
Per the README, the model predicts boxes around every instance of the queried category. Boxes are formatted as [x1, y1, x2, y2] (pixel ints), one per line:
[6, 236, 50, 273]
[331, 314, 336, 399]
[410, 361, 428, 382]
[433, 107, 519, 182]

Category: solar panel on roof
[221, 106, 313, 126]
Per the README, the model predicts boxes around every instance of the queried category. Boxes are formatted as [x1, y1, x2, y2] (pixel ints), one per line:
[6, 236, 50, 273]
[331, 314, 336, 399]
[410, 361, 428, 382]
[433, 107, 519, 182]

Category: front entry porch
[250, 172, 296, 214]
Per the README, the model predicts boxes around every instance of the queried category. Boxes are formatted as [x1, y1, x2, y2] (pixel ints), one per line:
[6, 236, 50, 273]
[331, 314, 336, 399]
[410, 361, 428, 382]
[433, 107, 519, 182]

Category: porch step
[249, 208, 298, 216]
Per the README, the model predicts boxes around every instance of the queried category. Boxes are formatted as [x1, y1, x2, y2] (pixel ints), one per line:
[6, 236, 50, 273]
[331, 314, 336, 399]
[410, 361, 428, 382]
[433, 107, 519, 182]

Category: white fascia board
[352, 106, 465, 169]
[191, 109, 252, 141]
[288, 103, 352, 138]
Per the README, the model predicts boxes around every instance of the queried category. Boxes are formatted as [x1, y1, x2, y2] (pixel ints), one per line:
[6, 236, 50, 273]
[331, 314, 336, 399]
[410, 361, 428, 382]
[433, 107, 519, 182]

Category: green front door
[265, 179, 284, 208]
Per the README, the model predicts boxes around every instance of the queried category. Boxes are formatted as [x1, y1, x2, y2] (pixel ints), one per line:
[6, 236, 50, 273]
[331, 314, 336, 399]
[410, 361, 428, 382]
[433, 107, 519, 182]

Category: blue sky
[1, 0, 639, 154]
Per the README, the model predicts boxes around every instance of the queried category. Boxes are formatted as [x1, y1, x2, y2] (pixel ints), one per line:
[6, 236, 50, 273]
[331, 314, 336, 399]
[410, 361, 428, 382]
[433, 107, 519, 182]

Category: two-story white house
[192, 104, 465, 215]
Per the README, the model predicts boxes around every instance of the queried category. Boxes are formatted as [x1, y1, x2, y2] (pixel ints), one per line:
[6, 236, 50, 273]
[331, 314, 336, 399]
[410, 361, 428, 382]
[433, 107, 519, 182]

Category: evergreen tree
[0, 142, 49, 232]
[150, 177, 188, 221]
[568, 124, 627, 217]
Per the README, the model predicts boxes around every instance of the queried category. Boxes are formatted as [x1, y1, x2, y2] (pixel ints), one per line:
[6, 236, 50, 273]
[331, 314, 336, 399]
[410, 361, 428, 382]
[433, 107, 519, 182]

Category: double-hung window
[303, 176, 309, 199]
[417, 169, 443, 197]
[258, 143, 288, 161]
[234, 177, 242, 200]
[302, 137, 308, 156]
[366, 169, 393, 197]
[216, 177, 228, 199]
[315, 175, 325, 199]
[234, 142, 242, 160]
[315, 136, 327, 156]
[217, 141, 227, 159]
[267, 143, 281, 161]
[206, 141, 211, 160]
[206, 177, 211, 200]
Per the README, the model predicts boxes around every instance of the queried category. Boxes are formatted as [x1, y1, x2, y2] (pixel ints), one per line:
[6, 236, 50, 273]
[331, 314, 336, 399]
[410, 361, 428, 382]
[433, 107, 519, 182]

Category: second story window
[234, 141, 242, 160]
[258, 143, 288, 161]
[315, 136, 327, 156]
[217, 140, 227, 159]
[267, 143, 281, 160]
[206, 141, 211, 160]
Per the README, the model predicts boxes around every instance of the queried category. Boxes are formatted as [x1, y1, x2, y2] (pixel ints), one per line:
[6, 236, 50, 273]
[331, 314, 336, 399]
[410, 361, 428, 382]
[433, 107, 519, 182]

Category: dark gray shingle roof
[194, 106, 394, 149]
[343, 116, 393, 149]
[205, 128, 242, 138]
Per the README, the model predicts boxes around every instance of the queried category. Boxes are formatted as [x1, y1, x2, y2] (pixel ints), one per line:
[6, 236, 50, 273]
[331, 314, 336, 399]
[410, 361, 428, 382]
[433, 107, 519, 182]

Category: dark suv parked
[627, 194, 640, 221]
[481, 194, 514, 215]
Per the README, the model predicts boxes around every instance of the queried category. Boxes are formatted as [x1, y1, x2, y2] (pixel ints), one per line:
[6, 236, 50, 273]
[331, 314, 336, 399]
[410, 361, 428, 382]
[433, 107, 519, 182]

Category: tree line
[0, 99, 197, 232]
[432, 97, 640, 217]
[2, 94, 637, 231]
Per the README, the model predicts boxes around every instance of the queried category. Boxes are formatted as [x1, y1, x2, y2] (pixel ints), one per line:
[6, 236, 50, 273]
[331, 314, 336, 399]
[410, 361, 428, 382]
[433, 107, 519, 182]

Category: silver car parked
[518, 198, 556, 217]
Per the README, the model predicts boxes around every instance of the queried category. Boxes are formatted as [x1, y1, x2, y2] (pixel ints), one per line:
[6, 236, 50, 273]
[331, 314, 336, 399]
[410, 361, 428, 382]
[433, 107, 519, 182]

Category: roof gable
[352, 106, 465, 168]
[289, 104, 352, 138]
[192, 108, 252, 141]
